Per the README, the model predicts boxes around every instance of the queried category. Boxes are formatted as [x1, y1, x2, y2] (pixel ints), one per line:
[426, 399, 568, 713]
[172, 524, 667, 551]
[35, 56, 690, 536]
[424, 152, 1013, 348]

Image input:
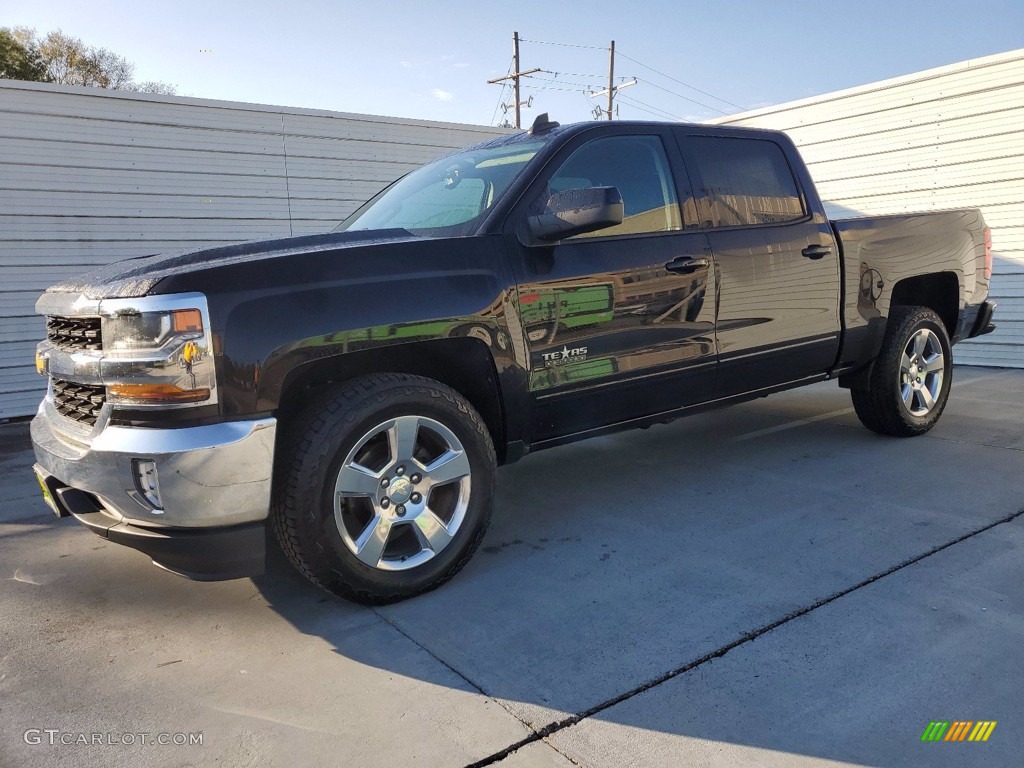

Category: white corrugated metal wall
[714, 49, 1024, 368]
[0, 80, 508, 419]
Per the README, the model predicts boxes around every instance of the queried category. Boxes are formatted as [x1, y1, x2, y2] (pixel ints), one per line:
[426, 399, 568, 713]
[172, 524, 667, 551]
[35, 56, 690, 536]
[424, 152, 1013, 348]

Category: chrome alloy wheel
[899, 328, 945, 416]
[333, 415, 471, 571]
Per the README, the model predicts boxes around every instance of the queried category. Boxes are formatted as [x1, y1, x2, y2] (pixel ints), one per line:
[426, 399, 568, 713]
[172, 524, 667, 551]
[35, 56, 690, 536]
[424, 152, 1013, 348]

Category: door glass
[539, 136, 683, 238]
[688, 136, 804, 228]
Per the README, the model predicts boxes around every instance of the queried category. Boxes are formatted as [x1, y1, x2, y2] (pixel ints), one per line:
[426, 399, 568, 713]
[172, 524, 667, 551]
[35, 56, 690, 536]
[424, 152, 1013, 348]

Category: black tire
[851, 305, 953, 437]
[271, 373, 496, 604]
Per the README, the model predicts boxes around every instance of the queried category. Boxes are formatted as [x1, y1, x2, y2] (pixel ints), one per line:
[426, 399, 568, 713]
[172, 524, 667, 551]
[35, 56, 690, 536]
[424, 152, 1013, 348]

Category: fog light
[132, 459, 163, 511]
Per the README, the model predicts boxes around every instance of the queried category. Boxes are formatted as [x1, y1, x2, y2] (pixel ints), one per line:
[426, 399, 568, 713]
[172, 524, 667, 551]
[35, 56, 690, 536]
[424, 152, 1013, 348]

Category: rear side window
[688, 136, 804, 228]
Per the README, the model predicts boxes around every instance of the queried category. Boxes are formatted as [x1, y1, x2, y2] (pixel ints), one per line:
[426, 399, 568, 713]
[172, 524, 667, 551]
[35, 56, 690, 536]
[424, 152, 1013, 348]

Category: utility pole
[514, 32, 523, 130]
[590, 40, 635, 120]
[486, 32, 541, 129]
[607, 40, 615, 121]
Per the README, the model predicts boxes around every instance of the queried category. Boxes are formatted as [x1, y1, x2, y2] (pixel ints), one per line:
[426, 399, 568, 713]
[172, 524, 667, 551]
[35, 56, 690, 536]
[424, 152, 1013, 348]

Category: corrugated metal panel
[2, 165, 291, 196]
[716, 49, 1024, 368]
[0, 317, 43, 343]
[1, 292, 47, 318]
[0, 80, 510, 419]
[0, 240, 237, 263]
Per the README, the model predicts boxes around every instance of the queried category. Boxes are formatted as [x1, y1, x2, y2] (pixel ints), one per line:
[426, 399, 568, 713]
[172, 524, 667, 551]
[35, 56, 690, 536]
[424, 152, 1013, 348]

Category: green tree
[0, 26, 50, 82]
[39, 30, 135, 88]
[1, 26, 176, 94]
[130, 81, 178, 95]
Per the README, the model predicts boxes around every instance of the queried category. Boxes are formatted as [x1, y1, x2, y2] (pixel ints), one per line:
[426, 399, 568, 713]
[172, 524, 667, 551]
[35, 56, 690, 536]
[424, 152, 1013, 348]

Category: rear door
[508, 127, 717, 443]
[675, 129, 841, 394]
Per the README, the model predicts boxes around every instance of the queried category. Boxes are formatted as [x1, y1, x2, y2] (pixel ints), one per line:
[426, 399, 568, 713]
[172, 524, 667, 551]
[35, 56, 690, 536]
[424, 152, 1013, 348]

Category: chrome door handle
[802, 244, 831, 260]
[665, 257, 710, 274]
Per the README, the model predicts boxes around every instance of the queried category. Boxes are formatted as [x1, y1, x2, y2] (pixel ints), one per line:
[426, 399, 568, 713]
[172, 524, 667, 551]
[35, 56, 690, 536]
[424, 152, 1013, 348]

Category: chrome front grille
[52, 378, 106, 426]
[46, 316, 103, 351]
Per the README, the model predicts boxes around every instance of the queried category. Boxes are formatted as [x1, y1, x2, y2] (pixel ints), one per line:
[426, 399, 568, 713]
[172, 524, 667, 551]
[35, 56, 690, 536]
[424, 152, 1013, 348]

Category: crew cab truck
[30, 116, 996, 603]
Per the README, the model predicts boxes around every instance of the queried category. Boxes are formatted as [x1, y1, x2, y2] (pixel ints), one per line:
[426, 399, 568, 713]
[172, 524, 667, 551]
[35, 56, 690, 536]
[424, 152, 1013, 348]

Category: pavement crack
[539, 737, 586, 767]
[918, 434, 1024, 452]
[371, 608, 546, 744]
[466, 506, 1024, 768]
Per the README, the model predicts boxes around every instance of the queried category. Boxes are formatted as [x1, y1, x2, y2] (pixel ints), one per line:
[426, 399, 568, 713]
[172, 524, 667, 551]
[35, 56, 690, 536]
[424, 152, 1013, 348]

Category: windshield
[336, 139, 546, 237]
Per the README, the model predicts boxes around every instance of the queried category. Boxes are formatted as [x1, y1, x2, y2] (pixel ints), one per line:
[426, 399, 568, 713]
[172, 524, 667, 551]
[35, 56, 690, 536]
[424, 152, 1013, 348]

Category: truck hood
[43, 229, 418, 300]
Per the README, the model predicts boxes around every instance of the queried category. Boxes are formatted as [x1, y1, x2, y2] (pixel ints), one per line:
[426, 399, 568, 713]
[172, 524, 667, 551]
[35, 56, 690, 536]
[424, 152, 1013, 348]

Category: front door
[509, 130, 717, 443]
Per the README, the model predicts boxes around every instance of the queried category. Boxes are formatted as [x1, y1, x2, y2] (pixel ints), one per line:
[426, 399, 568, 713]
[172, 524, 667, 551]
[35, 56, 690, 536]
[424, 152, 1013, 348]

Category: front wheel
[851, 305, 953, 437]
[272, 374, 496, 604]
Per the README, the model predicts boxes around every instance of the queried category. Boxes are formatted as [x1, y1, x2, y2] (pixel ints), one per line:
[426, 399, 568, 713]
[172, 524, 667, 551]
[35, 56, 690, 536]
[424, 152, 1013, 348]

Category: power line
[615, 49, 745, 111]
[616, 99, 673, 120]
[635, 77, 728, 115]
[539, 70, 621, 79]
[529, 73, 700, 120]
[617, 94, 686, 121]
[521, 84, 593, 94]
[617, 95, 679, 120]
[489, 60, 512, 126]
[518, 37, 606, 50]
[526, 76, 605, 89]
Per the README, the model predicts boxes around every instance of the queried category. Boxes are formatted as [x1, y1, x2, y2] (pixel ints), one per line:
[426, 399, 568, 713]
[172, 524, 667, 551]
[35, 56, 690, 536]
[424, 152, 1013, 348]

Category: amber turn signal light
[172, 309, 203, 333]
[107, 383, 210, 404]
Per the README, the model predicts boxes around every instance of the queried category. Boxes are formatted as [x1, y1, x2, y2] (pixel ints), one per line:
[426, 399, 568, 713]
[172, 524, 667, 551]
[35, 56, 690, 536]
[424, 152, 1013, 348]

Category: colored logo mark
[921, 721, 997, 742]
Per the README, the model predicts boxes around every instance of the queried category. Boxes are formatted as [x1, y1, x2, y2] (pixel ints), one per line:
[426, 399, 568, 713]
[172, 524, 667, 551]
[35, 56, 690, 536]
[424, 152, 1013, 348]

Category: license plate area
[33, 466, 66, 517]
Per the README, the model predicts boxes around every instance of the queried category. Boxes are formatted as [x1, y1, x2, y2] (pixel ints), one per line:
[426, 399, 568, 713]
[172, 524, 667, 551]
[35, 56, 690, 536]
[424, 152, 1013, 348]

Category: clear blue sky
[9, 0, 1024, 125]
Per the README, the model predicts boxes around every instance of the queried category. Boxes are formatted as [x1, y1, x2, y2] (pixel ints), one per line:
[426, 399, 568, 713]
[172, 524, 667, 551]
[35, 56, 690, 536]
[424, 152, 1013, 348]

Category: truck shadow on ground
[4, 376, 1019, 766]
[249, 385, 1021, 767]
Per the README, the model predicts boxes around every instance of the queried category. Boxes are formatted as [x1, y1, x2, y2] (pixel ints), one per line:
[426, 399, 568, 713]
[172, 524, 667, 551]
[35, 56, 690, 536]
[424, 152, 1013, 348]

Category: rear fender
[832, 209, 985, 372]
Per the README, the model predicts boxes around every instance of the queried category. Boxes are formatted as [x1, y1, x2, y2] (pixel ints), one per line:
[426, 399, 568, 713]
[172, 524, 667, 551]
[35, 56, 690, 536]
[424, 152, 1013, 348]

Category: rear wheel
[272, 373, 496, 604]
[851, 305, 952, 436]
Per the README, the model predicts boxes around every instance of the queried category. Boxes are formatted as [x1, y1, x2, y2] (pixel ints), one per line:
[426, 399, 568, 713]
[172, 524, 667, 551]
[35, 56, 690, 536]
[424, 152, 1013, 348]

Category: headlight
[99, 295, 217, 408]
[103, 309, 203, 352]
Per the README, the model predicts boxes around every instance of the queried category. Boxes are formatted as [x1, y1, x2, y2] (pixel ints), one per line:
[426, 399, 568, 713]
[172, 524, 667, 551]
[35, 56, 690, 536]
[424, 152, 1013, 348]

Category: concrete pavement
[1, 366, 1021, 767]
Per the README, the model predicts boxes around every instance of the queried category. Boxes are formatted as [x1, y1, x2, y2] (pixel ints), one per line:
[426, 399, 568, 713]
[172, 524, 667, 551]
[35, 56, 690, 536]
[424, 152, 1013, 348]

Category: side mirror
[527, 186, 624, 242]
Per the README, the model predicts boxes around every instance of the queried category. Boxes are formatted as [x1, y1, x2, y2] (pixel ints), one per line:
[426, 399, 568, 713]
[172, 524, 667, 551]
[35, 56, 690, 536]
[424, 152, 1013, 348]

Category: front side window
[688, 136, 805, 228]
[338, 139, 546, 237]
[539, 135, 683, 239]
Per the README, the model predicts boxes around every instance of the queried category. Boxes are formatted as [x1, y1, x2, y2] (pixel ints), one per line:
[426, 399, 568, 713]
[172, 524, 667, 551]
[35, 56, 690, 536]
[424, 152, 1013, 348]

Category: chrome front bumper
[31, 404, 276, 529]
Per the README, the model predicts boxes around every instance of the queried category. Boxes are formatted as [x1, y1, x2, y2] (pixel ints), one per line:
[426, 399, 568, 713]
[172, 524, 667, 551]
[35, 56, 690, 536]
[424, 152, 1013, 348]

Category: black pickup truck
[31, 115, 995, 603]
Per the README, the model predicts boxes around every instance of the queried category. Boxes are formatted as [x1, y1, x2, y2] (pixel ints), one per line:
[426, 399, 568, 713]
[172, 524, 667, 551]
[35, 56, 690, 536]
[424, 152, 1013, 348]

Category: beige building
[714, 48, 1024, 369]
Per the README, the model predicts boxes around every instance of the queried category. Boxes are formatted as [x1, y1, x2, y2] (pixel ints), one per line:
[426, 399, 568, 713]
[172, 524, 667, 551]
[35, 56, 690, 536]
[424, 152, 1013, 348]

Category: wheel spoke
[354, 515, 391, 566]
[924, 354, 944, 374]
[913, 331, 928, 357]
[415, 508, 453, 554]
[902, 383, 914, 409]
[919, 384, 936, 411]
[424, 449, 471, 487]
[388, 417, 420, 464]
[335, 463, 381, 498]
[900, 352, 914, 376]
